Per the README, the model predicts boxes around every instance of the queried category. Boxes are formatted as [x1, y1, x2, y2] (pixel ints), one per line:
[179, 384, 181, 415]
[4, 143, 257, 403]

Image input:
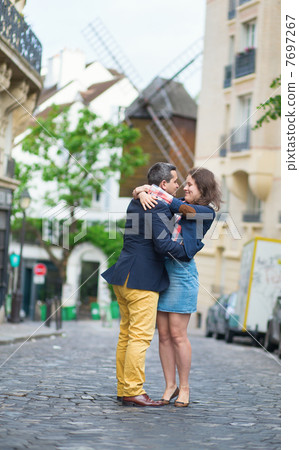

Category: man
[101, 163, 190, 407]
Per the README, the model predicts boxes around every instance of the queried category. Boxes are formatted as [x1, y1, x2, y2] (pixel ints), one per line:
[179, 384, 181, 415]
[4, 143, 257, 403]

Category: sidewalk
[0, 320, 64, 345]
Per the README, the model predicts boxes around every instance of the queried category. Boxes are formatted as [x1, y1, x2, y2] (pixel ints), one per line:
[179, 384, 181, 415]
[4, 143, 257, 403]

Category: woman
[133, 167, 221, 407]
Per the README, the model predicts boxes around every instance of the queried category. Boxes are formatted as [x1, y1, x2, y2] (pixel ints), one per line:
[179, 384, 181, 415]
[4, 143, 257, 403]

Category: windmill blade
[82, 17, 197, 179]
[158, 38, 203, 85]
[82, 17, 143, 91]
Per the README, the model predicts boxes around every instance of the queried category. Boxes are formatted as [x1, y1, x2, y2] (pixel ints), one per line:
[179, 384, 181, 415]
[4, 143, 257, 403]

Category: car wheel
[225, 327, 234, 343]
[205, 324, 213, 338]
[215, 331, 224, 340]
[264, 325, 276, 352]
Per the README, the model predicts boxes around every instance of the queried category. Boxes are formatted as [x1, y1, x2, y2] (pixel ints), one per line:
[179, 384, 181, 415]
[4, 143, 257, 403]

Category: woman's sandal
[174, 399, 189, 407]
[174, 385, 190, 407]
[161, 387, 180, 405]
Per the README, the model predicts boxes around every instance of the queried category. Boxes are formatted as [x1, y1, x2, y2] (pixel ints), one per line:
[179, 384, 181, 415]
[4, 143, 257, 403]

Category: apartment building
[0, 0, 42, 321]
[193, 0, 281, 331]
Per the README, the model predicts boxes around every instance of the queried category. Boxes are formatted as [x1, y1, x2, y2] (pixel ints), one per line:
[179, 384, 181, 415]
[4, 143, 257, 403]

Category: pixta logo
[42, 202, 87, 249]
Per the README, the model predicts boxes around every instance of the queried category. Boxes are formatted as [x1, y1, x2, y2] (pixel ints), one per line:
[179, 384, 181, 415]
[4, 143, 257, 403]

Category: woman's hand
[139, 191, 158, 210]
[132, 184, 150, 199]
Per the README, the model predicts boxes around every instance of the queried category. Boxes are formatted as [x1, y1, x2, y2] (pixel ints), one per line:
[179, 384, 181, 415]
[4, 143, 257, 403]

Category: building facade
[11, 49, 139, 319]
[193, 0, 281, 331]
[0, 0, 42, 321]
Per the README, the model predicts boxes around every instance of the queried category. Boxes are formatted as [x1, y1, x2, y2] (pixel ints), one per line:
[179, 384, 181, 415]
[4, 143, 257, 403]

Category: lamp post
[10, 189, 31, 323]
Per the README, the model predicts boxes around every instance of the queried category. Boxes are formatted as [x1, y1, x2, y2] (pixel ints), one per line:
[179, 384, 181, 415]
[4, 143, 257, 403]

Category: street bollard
[45, 298, 52, 327]
[54, 296, 62, 330]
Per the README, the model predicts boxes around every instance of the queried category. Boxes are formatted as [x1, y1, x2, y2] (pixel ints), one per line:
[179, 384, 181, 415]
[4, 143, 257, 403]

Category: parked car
[205, 294, 229, 338]
[224, 293, 241, 343]
[264, 296, 281, 357]
[216, 292, 238, 340]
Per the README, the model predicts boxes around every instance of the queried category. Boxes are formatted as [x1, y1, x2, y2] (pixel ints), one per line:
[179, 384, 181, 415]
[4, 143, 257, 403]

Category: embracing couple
[101, 162, 221, 407]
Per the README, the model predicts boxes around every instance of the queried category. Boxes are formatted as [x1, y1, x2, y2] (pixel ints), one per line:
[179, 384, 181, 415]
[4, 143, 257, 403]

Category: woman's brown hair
[188, 167, 222, 211]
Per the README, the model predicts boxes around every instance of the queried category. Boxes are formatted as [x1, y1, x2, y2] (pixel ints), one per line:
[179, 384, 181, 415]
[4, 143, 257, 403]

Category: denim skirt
[157, 258, 199, 314]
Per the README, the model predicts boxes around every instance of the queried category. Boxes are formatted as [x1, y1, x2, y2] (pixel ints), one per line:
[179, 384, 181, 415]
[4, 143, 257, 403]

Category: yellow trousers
[113, 277, 159, 397]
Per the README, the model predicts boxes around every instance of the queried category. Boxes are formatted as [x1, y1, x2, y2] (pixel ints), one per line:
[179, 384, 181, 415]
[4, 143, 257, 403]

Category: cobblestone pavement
[0, 321, 280, 449]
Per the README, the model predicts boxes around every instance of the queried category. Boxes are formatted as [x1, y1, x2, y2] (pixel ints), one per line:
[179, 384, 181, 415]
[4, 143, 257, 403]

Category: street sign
[10, 253, 20, 268]
[33, 275, 45, 284]
[34, 263, 47, 276]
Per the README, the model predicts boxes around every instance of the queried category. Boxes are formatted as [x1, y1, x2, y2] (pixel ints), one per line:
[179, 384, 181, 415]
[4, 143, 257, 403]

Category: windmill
[82, 17, 203, 188]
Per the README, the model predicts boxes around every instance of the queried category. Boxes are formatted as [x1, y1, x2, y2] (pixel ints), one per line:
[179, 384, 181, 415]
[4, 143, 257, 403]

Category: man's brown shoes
[122, 394, 164, 407]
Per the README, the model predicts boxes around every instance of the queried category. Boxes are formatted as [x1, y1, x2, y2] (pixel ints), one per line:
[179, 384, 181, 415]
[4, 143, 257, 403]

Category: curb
[0, 331, 64, 346]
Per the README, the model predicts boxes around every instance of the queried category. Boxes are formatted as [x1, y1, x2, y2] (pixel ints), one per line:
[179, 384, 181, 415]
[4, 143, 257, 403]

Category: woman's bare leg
[157, 311, 177, 399]
[169, 313, 191, 403]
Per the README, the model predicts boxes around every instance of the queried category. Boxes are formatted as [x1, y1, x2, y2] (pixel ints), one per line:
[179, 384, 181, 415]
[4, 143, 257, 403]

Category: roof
[37, 83, 59, 105]
[126, 77, 197, 120]
[29, 103, 74, 126]
[80, 76, 124, 104]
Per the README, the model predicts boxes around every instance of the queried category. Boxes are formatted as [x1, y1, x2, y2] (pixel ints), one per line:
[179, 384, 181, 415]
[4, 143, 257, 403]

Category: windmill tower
[82, 18, 203, 194]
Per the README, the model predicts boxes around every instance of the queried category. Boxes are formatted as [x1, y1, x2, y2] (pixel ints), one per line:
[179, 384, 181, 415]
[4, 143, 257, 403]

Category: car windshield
[228, 293, 237, 307]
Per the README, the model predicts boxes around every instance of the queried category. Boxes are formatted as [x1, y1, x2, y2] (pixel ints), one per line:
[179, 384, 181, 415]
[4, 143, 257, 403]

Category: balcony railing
[242, 211, 261, 222]
[235, 48, 256, 78]
[230, 124, 251, 152]
[0, 0, 42, 73]
[228, 0, 236, 19]
[224, 64, 233, 88]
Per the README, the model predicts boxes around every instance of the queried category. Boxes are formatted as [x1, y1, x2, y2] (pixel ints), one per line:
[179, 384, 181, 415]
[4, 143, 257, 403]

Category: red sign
[34, 263, 47, 276]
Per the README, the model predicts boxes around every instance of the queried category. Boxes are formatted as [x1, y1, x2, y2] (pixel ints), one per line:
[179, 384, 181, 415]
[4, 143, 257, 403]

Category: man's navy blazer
[101, 198, 190, 292]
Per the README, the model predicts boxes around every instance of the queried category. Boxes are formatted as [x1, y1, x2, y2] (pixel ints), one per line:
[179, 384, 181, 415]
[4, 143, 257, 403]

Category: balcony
[223, 64, 233, 88]
[230, 124, 250, 152]
[242, 211, 261, 222]
[235, 48, 256, 78]
[0, 0, 42, 73]
[228, 0, 236, 20]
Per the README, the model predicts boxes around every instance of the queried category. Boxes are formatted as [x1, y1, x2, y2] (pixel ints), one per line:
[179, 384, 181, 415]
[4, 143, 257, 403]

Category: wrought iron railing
[235, 48, 256, 78]
[230, 124, 251, 152]
[0, 0, 42, 73]
[224, 64, 233, 88]
[228, 0, 236, 20]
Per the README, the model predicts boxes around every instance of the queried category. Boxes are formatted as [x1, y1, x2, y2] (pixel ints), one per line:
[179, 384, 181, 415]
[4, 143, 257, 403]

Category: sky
[24, 0, 206, 97]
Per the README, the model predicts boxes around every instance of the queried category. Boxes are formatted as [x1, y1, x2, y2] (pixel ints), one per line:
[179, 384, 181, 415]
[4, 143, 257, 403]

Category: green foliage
[253, 76, 281, 129]
[82, 221, 125, 268]
[15, 105, 148, 211]
[11, 105, 147, 282]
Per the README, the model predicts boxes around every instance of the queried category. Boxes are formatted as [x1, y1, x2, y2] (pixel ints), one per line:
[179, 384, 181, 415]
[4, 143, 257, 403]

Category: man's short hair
[147, 162, 176, 185]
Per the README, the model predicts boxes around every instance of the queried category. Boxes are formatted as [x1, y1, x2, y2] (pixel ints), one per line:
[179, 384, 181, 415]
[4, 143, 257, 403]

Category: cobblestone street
[0, 321, 280, 449]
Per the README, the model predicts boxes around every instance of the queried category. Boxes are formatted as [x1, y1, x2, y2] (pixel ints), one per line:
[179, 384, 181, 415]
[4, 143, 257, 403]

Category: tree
[14, 105, 148, 282]
[253, 76, 281, 129]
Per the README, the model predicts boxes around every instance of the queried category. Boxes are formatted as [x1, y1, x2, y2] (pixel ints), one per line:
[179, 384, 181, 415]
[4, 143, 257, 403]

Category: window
[239, 94, 252, 125]
[229, 36, 235, 64]
[242, 20, 257, 50]
[243, 188, 262, 222]
[231, 94, 252, 151]
[94, 191, 101, 203]
[219, 176, 230, 214]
